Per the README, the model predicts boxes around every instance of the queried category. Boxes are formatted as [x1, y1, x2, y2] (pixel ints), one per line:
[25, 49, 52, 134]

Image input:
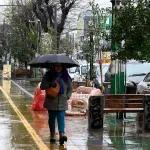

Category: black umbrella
[28, 54, 79, 68]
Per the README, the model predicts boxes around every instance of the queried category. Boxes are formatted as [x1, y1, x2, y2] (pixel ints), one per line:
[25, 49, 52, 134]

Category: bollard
[144, 95, 150, 132]
[88, 95, 104, 130]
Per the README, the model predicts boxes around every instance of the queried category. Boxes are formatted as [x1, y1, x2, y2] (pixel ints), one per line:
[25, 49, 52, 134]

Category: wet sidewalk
[0, 79, 150, 150]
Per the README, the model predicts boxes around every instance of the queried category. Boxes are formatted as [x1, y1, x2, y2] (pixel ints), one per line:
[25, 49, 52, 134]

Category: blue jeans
[48, 110, 65, 133]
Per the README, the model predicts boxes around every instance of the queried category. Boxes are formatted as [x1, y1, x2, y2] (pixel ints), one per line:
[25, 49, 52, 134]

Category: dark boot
[59, 132, 67, 145]
[50, 132, 56, 143]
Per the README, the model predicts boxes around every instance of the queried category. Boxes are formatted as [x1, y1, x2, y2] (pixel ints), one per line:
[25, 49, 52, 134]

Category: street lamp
[110, 0, 121, 7]
[110, 0, 121, 27]
[29, 20, 41, 56]
[110, 0, 125, 119]
[29, 20, 41, 78]
[110, 0, 121, 94]
[36, 20, 41, 56]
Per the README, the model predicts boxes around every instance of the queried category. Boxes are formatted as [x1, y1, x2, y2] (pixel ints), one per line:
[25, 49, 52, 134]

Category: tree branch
[32, 2, 48, 32]
[57, 0, 75, 34]
[47, 6, 55, 28]
[44, 0, 54, 28]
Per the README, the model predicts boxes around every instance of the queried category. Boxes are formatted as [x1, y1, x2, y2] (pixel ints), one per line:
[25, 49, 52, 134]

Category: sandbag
[84, 87, 95, 94]
[90, 89, 102, 95]
[76, 86, 85, 93]
[71, 99, 87, 108]
[76, 86, 95, 94]
[66, 104, 86, 116]
[65, 110, 86, 116]
[69, 89, 102, 109]
[30, 82, 46, 111]
[69, 92, 90, 108]
[70, 92, 90, 102]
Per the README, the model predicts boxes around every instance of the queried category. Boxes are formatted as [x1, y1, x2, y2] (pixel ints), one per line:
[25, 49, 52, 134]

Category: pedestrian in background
[40, 63, 72, 145]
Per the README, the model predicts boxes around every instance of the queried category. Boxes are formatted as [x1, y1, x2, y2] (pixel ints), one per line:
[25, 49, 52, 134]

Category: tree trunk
[33, 0, 76, 54]
[56, 32, 61, 53]
[24, 61, 27, 69]
[4, 54, 7, 64]
[0, 55, 2, 70]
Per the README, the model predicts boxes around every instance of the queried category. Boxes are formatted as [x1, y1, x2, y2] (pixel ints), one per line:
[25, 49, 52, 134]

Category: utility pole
[73, 33, 75, 50]
[54, 5, 58, 54]
[89, 31, 94, 81]
[29, 20, 41, 56]
[37, 20, 41, 56]
[29, 20, 41, 78]
[0, 20, 5, 68]
[3, 19, 7, 64]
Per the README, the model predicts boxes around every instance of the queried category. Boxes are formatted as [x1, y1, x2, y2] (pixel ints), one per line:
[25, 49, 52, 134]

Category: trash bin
[103, 82, 111, 94]
[126, 85, 137, 94]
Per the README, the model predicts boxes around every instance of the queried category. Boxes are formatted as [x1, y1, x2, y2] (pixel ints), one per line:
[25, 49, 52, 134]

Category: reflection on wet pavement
[0, 90, 39, 150]
[0, 79, 150, 150]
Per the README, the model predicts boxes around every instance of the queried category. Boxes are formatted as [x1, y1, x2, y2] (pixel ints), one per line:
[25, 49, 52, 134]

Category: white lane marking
[11, 80, 34, 98]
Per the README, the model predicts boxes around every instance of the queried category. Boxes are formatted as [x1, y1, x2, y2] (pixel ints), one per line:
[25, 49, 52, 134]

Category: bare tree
[32, 0, 77, 52]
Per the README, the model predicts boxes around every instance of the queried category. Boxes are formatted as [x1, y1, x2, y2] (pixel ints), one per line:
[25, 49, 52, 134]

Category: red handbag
[46, 81, 60, 98]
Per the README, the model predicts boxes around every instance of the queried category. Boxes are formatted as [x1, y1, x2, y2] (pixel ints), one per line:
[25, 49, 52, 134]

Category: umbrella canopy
[28, 54, 79, 68]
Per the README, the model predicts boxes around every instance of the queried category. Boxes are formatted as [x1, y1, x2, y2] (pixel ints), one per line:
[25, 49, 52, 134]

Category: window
[81, 66, 88, 75]
[68, 67, 77, 73]
[68, 67, 80, 74]
[144, 73, 150, 82]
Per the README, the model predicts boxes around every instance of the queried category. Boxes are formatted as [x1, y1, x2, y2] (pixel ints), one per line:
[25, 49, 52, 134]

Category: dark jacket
[40, 71, 72, 110]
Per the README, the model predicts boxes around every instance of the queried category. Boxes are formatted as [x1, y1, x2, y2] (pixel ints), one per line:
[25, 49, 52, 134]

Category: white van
[68, 62, 110, 82]
[68, 64, 88, 81]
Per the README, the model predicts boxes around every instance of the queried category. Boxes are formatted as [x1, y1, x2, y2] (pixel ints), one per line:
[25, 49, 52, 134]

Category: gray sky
[0, 0, 112, 24]
[0, 0, 9, 4]
[66, 0, 111, 29]
[0, 0, 9, 23]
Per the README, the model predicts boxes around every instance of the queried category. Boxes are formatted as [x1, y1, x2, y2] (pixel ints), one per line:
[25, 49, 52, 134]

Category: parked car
[136, 72, 150, 94]
[68, 62, 110, 89]
[105, 60, 150, 93]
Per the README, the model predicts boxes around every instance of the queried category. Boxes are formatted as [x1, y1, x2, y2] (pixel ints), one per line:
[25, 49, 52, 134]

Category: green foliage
[8, 25, 37, 62]
[81, 0, 111, 80]
[4, 1, 38, 63]
[112, 0, 150, 61]
[82, 0, 110, 61]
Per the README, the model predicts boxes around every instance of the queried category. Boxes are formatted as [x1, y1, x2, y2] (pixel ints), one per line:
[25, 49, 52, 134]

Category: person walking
[40, 63, 72, 145]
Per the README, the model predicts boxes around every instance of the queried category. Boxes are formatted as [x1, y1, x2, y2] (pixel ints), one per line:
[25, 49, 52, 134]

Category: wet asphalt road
[0, 79, 150, 150]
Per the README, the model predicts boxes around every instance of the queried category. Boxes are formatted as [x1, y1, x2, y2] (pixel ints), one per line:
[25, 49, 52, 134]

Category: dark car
[105, 60, 150, 93]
